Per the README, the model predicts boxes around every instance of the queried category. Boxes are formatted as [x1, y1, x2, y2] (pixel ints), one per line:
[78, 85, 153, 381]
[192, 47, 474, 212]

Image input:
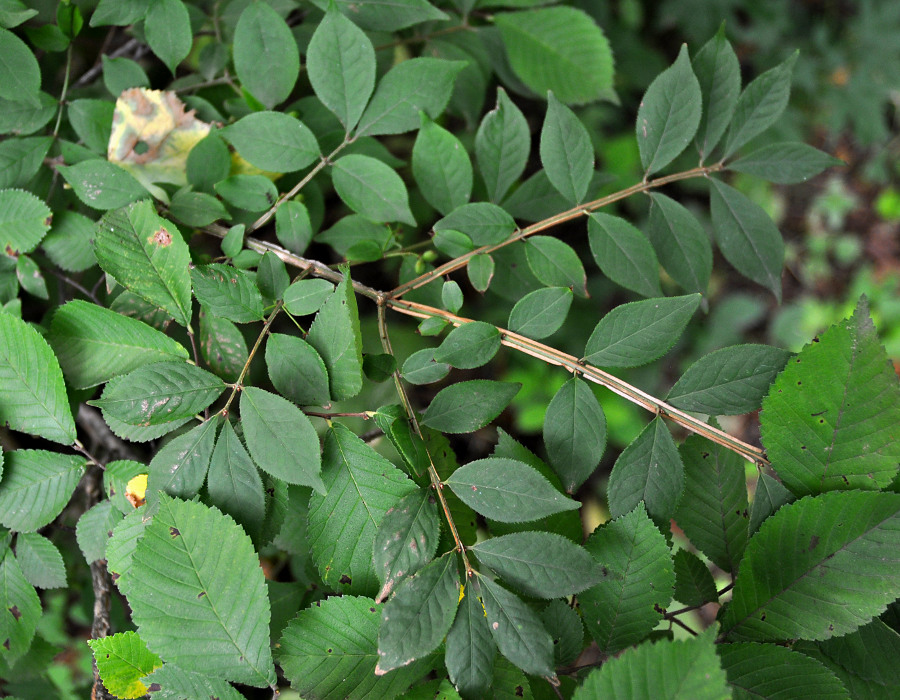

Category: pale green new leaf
[0, 189, 50, 257]
[588, 213, 662, 298]
[692, 26, 741, 158]
[422, 380, 520, 434]
[144, 0, 191, 74]
[265, 333, 330, 406]
[540, 92, 593, 204]
[233, 2, 298, 108]
[445, 586, 496, 698]
[120, 495, 276, 686]
[0, 312, 76, 444]
[207, 420, 265, 539]
[729, 142, 843, 184]
[543, 377, 606, 493]
[581, 503, 675, 654]
[433, 321, 501, 370]
[190, 263, 264, 323]
[720, 491, 900, 642]
[308, 423, 416, 596]
[376, 552, 460, 674]
[646, 193, 712, 295]
[93, 201, 192, 327]
[508, 287, 572, 340]
[332, 154, 415, 226]
[0, 451, 85, 532]
[14, 532, 65, 589]
[413, 115, 473, 216]
[584, 294, 701, 367]
[88, 631, 162, 700]
[223, 112, 319, 173]
[476, 88, 529, 203]
[147, 416, 220, 501]
[760, 299, 900, 495]
[524, 236, 587, 296]
[636, 44, 702, 174]
[0, 552, 40, 664]
[57, 160, 148, 210]
[240, 387, 324, 492]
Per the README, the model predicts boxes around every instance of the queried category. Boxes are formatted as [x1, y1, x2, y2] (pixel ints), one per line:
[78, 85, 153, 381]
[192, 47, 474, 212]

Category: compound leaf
[692, 26, 741, 159]
[729, 142, 843, 184]
[412, 115, 473, 216]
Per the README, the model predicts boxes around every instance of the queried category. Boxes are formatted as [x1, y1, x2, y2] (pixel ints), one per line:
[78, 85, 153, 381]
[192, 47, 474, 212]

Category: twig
[670, 616, 699, 636]
[76, 405, 143, 463]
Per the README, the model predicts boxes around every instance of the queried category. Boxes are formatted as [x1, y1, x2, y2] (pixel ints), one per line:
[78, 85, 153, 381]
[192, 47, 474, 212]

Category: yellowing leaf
[125, 473, 148, 508]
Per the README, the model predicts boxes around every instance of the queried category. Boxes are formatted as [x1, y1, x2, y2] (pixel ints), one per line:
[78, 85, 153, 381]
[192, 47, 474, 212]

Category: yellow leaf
[125, 473, 148, 508]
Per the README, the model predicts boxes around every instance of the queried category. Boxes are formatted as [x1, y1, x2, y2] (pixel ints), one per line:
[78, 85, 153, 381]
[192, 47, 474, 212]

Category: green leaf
[720, 491, 900, 642]
[445, 457, 580, 523]
[468, 253, 495, 292]
[718, 642, 850, 700]
[94, 201, 192, 327]
[373, 487, 441, 602]
[206, 419, 265, 539]
[434, 202, 516, 246]
[607, 416, 685, 526]
[258, 252, 289, 302]
[588, 213, 662, 298]
[312, 0, 447, 31]
[401, 348, 450, 386]
[471, 532, 604, 599]
[524, 236, 587, 296]
[0, 188, 51, 255]
[90, 0, 148, 26]
[667, 344, 792, 415]
[332, 154, 415, 226]
[306, 7, 375, 131]
[102, 56, 150, 96]
[41, 210, 95, 272]
[0, 137, 51, 189]
[817, 617, 900, 688]
[646, 193, 712, 295]
[508, 287, 572, 340]
[540, 600, 584, 667]
[422, 379, 520, 434]
[214, 174, 277, 212]
[795, 641, 892, 700]
[543, 377, 606, 493]
[76, 500, 124, 564]
[749, 472, 793, 536]
[223, 112, 319, 173]
[14, 533, 65, 589]
[723, 52, 798, 158]
[413, 115, 473, 216]
[146, 417, 220, 501]
[233, 1, 298, 109]
[476, 88, 530, 203]
[0, 552, 40, 664]
[0, 312, 76, 444]
[0, 451, 85, 532]
[168, 190, 230, 227]
[282, 278, 333, 317]
[144, 0, 191, 74]
[120, 495, 276, 686]
[0, 0, 38, 28]
[0, 91, 55, 135]
[376, 552, 459, 674]
[277, 595, 431, 699]
[57, 160, 148, 210]
[495, 7, 613, 105]
[306, 269, 364, 401]
[308, 422, 416, 595]
[88, 631, 163, 700]
[15, 254, 47, 300]
[441, 280, 463, 314]
[539, 92, 593, 204]
[198, 311, 247, 382]
[186, 132, 230, 193]
[761, 300, 900, 495]
[584, 294, 701, 368]
[49, 300, 188, 389]
[729, 142, 843, 184]
[672, 549, 718, 607]
[709, 178, 785, 301]
[636, 44, 702, 174]
[445, 584, 496, 698]
[318, 214, 392, 261]
[190, 263, 264, 324]
[581, 503, 675, 653]
[142, 664, 244, 700]
[356, 57, 464, 137]
[674, 433, 749, 573]
[106, 508, 149, 584]
[692, 26, 741, 159]
[265, 333, 330, 406]
[477, 573, 554, 678]
[433, 322, 501, 370]
[573, 628, 729, 700]
[90, 361, 224, 426]
[0, 27, 40, 105]
[240, 387, 324, 492]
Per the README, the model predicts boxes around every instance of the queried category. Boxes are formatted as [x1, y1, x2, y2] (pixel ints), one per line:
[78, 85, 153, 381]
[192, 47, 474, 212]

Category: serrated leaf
[540, 92, 593, 204]
[0, 312, 76, 444]
[223, 112, 319, 173]
[508, 286, 572, 340]
[88, 631, 163, 700]
[0, 26, 40, 105]
[14, 533, 65, 589]
[422, 380, 520, 434]
[106, 508, 150, 584]
[607, 416, 685, 526]
[543, 377, 606, 493]
[674, 433, 749, 573]
[57, 160, 148, 210]
[692, 27, 741, 159]
[142, 664, 244, 700]
[729, 142, 843, 184]
[667, 344, 791, 415]
[0, 188, 51, 255]
[0, 1, 38, 28]
[817, 617, 900, 688]
[434, 202, 516, 246]
[584, 294, 701, 368]
[477, 574, 554, 678]
[0, 137, 51, 189]
[120, 495, 276, 686]
[308, 423, 416, 595]
[646, 193, 712, 295]
[540, 600, 584, 667]
[749, 472, 793, 536]
[190, 263, 264, 323]
[265, 333, 330, 406]
[720, 491, 900, 642]
[41, 210, 96, 272]
[105, 460, 147, 514]
[445, 457, 579, 523]
[0, 552, 40, 664]
[90, 361, 224, 426]
[207, 419, 265, 539]
[198, 311, 247, 383]
[332, 154, 415, 226]
[581, 503, 675, 653]
[637, 44, 702, 174]
[0, 91, 54, 136]
[144, 0, 191, 74]
[413, 115, 473, 216]
[306, 269, 364, 401]
[240, 387, 323, 492]
[356, 58, 464, 137]
[76, 500, 124, 564]
[673, 549, 718, 607]
[760, 299, 900, 495]
[376, 552, 459, 674]
[307, 7, 375, 131]
[588, 213, 662, 298]
[445, 586, 496, 698]
[471, 532, 604, 599]
[233, 2, 298, 109]
[0, 451, 85, 532]
[146, 416, 219, 501]
[476, 88, 529, 203]
[277, 595, 431, 699]
[94, 201, 192, 326]
[495, 7, 613, 105]
[524, 236, 587, 296]
[373, 487, 441, 603]
[795, 641, 892, 700]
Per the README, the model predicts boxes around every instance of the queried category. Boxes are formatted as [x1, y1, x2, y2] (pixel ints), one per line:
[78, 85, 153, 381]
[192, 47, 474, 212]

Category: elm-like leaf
[190, 264, 264, 324]
[0, 451, 86, 532]
[146, 416, 220, 501]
